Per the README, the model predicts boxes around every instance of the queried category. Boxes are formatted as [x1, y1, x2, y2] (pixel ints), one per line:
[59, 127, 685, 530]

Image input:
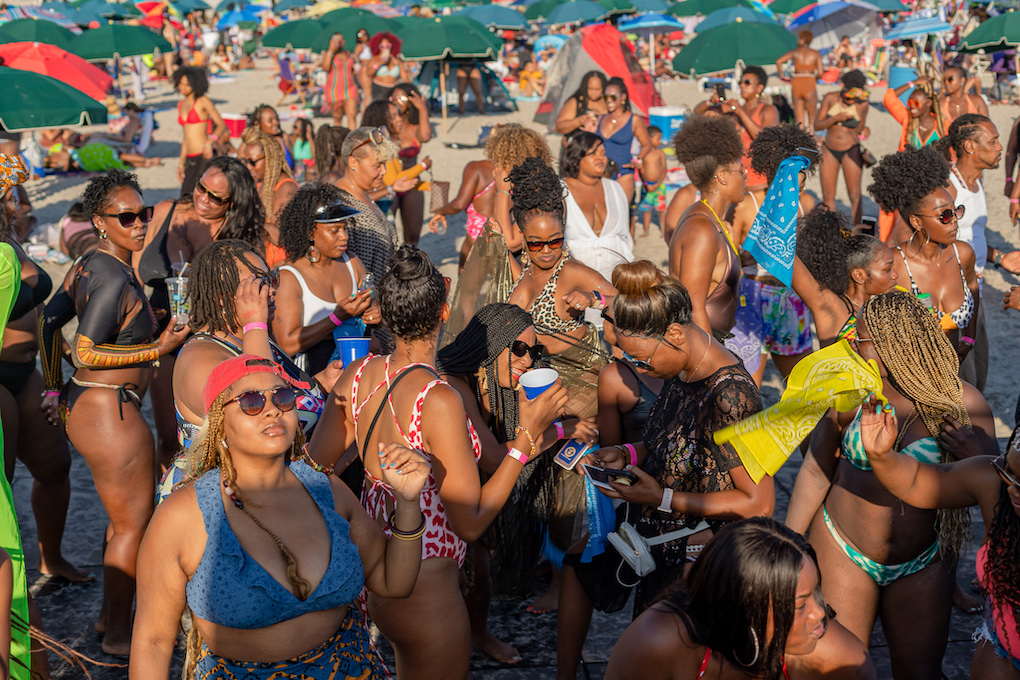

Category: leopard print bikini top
[513, 254, 584, 334]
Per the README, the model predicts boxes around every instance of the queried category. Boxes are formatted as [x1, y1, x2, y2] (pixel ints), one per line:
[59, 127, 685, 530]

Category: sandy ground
[13, 57, 1020, 677]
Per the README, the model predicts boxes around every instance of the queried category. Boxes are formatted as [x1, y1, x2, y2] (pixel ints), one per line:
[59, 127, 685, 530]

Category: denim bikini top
[186, 460, 364, 629]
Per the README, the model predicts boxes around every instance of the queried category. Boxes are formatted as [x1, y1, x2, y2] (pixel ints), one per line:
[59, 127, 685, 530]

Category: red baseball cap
[202, 354, 311, 414]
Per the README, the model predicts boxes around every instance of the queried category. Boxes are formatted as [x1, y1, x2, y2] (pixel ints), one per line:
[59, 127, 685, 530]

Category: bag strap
[360, 364, 440, 460]
[644, 520, 711, 547]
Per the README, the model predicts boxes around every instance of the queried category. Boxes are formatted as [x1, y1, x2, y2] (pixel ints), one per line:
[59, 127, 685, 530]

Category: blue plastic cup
[519, 367, 559, 399]
[336, 337, 371, 368]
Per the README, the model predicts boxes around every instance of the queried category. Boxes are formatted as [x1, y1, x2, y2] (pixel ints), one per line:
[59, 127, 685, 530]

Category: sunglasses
[101, 206, 154, 227]
[919, 205, 965, 225]
[196, 181, 230, 207]
[240, 258, 280, 288]
[525, 237, 564, 252]
[628, 340, 663, 370]
[605, 94, 619, 102]
[350, 126, 390, 155]
[242, 155, 265, 168]
[992, 453, 1020, 490]
[741, 79, 755, 86]
[511, 340, 544, 362]
[226, 386, 297, 416]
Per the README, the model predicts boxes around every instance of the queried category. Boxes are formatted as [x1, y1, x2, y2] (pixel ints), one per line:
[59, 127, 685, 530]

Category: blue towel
[741, 155, 811, 288]
[580, 474, 616, 564]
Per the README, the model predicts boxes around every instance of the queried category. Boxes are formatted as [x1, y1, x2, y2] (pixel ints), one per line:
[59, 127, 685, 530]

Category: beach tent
[535, 23, 662, 130]
[416, 61, 519, 114]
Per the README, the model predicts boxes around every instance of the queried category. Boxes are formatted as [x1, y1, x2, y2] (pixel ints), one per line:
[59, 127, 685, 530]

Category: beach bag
[608, 519, 711, 577]
[422, 170, 450, 214]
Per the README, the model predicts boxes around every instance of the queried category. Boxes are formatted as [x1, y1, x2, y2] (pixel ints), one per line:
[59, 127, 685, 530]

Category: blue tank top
[841, 408, 941, 471]
[186, 460, 364, 629]
[599, 114, 634, 170]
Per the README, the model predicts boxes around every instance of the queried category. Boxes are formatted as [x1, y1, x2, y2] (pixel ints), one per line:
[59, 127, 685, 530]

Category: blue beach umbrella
[216, 5, 260, 28]
[884, 16, 953, 41]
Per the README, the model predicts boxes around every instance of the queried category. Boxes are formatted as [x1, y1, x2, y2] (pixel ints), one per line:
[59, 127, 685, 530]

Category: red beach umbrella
[0, 40, 113, 101]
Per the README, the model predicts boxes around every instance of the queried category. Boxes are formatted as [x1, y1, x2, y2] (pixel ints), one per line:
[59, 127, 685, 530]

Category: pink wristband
[507, 447, 529, 465]
[961, 336, 976, 346]
[242, 322, 268, 334]
[554, 421, 565, 440]
[328, 311, 343, 326]
[622, 443, 638, 467]
[1011, 199, 1019, 204]
[43, 390, 60, 398]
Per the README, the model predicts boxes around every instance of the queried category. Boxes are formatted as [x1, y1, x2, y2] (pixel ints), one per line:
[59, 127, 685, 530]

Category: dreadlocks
[437, 303, 533, 442]
[860, 289, 971, 554]
[241, 126, 292, 222]
[188, 239, 261, 335]
[183, 369, 308, 678]
[985, 483, 1020, 658]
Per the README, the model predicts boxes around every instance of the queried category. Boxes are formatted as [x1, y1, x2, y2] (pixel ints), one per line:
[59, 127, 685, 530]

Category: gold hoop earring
[906, 228, 930, 257]
[734, 628, 760, 667]
[306, 244, 320, 263]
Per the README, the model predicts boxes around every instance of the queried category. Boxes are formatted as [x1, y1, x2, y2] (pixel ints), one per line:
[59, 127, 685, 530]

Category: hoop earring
[221, 438, 229, 450]
[906, 227, 930, 257]
[734, 628, 760, 667]
[306, 244, 320, 263]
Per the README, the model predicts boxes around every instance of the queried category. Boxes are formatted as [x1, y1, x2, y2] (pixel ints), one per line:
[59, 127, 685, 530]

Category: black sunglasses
[226, 386, 297, 416]
[992, 453, 1020, 490]
[525, 237, 564, 252]
[242, 155, 265, 168]
[101, 206, 154, 227]
[240, 258, 280, 288]
[605, 94, 619, 102]
[511, 340, 544, 362]
[196, 181, 230, 207]
[919, 205, 965, 225]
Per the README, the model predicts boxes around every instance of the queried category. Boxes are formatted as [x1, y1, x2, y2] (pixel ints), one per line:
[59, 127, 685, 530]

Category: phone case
[555, 439, 596, 470]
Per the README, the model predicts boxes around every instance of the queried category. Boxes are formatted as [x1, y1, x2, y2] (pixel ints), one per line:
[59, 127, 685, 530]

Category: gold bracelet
[514, 425, 536, 458]
[389, 515, 426, 541]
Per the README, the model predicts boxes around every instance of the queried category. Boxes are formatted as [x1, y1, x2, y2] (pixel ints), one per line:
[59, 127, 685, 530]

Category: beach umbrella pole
[440, 61, 448, 135]
[649, 35, 656, 91]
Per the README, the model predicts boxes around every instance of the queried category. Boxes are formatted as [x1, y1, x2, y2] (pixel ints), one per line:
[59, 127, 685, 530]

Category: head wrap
[0, 154, 28, 199]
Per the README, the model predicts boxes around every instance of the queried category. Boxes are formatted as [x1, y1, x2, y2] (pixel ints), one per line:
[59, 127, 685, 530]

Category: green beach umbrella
[310, 13, 398, 52]
[260, 18, 326, 48]
[766, 0, 812, 14]
[597, 0, 637, 17]
[668, 0, 751, 17]
[672, 19, 796, 76]
[545, 0, 608, 24]
[525, 0, 562, 21]
[396, 15, 498, 60]
[455, 5, 527, 30]
[0, 66, 108, 131]
[66, 23, 172, 59]
[957, 9, 1020, 53]
[0, 18, 75, 46]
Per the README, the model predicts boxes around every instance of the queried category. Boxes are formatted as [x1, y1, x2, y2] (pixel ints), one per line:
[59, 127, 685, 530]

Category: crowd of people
[4, 9, 1020, 680]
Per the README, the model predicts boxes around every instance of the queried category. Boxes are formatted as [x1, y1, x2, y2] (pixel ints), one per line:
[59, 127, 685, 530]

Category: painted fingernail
[395, 469, 402, 474]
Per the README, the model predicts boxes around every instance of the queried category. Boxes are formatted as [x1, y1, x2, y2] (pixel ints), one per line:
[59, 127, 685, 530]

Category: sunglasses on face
[101, 206, 154, 227]
[741, 79, 755, 86]
[511, 340, 544, 362]
[525, 237, 564, 252]
[240, 258, 280, 288]
[919, 205, 965, 225]
[992, 453, 1020, 490]
[226, 386, 298, 416]
[605, 94, 619, 102]
[242, 155, 265, 168]
[196, 181, 230, 207]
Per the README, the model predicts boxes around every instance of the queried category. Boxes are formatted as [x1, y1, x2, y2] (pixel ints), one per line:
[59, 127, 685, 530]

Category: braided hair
[314, 124, 350, 178]
[437, 303, 534, 442]
[935, 113, 992, 162]
[241, 126, 292, 222]
[907, 79, 947, 149]
[859, 289, 971, 554]
[188, 239, 261, 335]
[985, 482, 1020, 658]
[508, 157, 566, 229]
[246, 103, 277, 131]
[183, 364, 309, 678]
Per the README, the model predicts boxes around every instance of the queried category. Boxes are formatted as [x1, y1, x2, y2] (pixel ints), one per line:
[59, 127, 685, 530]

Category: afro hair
[867, 146, 950, 217]
[796, 205, 852, 295]
[841, 70, 866, 89]
[749, 124, 820, 184]
[278, 182, 345, 262]
[672, 115, 744, 191]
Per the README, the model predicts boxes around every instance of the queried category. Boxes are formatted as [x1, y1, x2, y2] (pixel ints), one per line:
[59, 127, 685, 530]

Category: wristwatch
[994, 250, 1005, 269]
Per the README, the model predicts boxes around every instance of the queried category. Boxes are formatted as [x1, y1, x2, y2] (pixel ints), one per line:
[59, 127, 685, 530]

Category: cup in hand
[519, 367, 559, 400]
[164, 276, 189, 328]
[336, 337, 371, 368]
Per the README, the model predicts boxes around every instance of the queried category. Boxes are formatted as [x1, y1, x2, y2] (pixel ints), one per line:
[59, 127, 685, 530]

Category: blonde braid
[861, 290, 971, 554]
[240, 127, 292, 221]
[907, 79, 947, 147]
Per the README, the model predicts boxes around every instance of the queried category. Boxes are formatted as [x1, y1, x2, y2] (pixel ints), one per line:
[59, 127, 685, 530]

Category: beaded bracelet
[390, 515, 427, 541]
[301, 444, 335, 476]
[515, 425, 536, 458]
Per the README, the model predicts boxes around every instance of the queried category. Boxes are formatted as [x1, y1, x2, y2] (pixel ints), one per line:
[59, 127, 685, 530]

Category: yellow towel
[713, 340, 886, 483]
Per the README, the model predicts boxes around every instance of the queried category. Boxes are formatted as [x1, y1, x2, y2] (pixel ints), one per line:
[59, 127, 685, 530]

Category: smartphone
[555, 439, 596, 470]
[582, 463, 638, 490]
[861, 215, 877, 237]
[714, 83, 726, 100]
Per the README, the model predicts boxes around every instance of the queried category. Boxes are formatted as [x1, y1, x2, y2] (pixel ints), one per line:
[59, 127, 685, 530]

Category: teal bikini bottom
[822, 506, 939, 587]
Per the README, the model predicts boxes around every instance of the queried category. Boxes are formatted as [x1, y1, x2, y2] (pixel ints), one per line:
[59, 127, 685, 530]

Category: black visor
[314, 201, 361, 223]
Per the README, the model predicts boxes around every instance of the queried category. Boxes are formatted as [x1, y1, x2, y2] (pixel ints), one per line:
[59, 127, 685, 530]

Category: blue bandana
[742, 155, 811, 288]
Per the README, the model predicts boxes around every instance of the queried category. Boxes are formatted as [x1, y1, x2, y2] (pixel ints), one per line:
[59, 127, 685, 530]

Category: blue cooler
[647, 106, 685, 145]
[888, 66, 918, 104]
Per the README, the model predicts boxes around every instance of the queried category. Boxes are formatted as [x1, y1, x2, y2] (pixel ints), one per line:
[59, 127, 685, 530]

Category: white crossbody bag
[608, 519, 712, 578]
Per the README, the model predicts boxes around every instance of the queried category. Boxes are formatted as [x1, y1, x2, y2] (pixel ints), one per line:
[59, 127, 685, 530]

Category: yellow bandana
[713, 340, 886, 483]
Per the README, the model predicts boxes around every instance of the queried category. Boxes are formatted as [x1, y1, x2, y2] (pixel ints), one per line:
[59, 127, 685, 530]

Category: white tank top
[280, 254, 358, 326]
[949, 171, 987, 274]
